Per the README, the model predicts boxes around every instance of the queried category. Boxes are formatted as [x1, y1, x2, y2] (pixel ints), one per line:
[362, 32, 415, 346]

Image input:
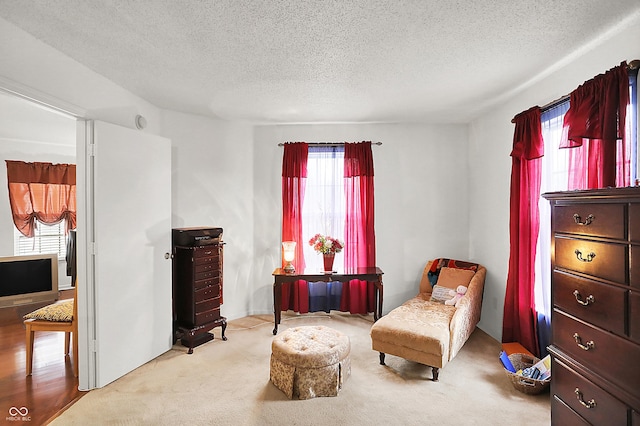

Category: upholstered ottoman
[270, 326, 351, 400]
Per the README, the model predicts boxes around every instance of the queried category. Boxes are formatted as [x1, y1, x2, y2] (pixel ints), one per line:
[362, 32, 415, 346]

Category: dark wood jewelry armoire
[172, 227, 227, 354]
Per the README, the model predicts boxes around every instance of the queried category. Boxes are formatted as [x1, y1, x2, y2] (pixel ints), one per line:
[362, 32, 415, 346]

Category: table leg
[372, 281, 379, 321]
[273, 282, 282, 335]
[375, 277, 383, 321]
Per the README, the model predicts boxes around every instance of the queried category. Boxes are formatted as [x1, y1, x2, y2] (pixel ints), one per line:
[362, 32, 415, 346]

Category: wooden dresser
[172, 227, 227, 353]
[543, 187, 640, 425]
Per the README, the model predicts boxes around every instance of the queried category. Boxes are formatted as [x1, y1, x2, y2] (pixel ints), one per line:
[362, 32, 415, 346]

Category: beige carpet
[52, 313, 550, 425]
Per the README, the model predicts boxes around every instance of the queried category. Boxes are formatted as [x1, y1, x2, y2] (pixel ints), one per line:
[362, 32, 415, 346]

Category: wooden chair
[24, 282, 78, 377]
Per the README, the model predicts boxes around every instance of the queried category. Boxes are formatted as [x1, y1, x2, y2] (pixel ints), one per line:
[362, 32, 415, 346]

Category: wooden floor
[0, 289, 86, 425]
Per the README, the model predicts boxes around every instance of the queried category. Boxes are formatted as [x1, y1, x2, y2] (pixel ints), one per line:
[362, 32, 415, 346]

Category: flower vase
[323, 253, 335, 272]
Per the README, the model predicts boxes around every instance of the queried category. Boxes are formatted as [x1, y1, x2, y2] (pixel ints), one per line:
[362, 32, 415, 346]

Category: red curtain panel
[342, 141, 376, 315]
[503, 107, 543, 356]
[281, 142, 309, 312]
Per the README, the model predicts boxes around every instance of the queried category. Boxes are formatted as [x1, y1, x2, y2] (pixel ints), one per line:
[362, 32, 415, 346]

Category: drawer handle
[573, 290, 595, 306]
[574, 388, 597, 409]
[573, 213, 594, 226]
[574, 249, 596, 262]
[573, 333, 595, 351]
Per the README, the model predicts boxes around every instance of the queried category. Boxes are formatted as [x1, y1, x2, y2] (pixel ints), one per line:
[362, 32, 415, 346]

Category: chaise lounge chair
[370, 258, 486, 381]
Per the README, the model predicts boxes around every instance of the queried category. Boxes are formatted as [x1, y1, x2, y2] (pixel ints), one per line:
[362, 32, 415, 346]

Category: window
[533, 70, 639, 353]
[301, 146, 345, 272]
[14, 220, 67, 259]
[282, 141, 376, 315]
[534, 100, 570, 326]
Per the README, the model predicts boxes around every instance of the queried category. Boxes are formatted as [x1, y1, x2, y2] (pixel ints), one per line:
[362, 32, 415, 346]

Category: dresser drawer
[193, 246, 218, 258]
[631, 290, 640, 344]
[195, 262, 215, 275]
[554, 203, 625, 239]
[553, 270, 625, 336]
[194, 269, 216, 281]
[194, 276, 220, 291]
[555, 237, 627, 283]
[195, 255, 216, 266]
[194, 308, 221, 325]
[551, 396, 590, 426]
[195, 297, 221, 314]
[195, 283, 221, 303]
[552, 358, 628, 425]
[553, 310, 640, 396]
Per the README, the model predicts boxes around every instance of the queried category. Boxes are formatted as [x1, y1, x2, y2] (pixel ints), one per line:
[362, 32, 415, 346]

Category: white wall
[161, 109, 256, 320]
[0, 91, 76, 286]
[252, 123, 471, 315]
[163, 117, 472, 321]
[469, 13, 640, 341]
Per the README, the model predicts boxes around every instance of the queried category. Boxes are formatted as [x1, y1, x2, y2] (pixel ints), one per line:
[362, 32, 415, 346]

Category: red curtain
[561, 61, 630, 188]
[341, 141, 376, 314]
[6, 160, 76, 237]
[281, 143, 309, 312]
[503, 107, 543, 356]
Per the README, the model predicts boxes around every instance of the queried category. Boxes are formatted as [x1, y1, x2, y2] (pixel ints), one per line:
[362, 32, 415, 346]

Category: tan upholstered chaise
[370, 259, 486, 381]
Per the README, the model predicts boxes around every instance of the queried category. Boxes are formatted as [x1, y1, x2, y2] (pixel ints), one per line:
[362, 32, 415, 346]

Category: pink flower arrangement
[308, 234, 344, 255]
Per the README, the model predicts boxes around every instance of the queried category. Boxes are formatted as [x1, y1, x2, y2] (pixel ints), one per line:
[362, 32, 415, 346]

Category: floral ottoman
[270, 325, 351, 399]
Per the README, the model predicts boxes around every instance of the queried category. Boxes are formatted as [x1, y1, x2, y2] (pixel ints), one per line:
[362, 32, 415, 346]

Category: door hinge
[90, 340, 98, 353]
[87, 143, 96, 157]
[89, 242, 97, 255]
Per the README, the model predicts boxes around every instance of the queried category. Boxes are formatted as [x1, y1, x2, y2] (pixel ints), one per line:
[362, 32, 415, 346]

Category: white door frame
[75, 119, 96, 390]
[1, 79, 101, 390]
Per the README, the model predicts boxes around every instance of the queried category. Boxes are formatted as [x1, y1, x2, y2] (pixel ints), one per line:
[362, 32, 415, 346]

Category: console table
[272, 267, 384, 335]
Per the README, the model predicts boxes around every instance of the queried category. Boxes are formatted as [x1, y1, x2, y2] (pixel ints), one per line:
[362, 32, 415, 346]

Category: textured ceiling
[1, 1, 639, 124]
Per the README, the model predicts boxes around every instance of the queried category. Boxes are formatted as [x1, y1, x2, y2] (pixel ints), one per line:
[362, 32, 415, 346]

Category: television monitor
[0, 253, 59, 308]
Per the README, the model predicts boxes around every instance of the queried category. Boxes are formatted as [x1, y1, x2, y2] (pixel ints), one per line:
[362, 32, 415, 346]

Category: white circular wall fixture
[135, 114, 147, 130]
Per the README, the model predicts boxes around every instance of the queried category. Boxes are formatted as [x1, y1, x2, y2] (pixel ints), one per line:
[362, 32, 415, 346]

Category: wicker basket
[503, 353, 551, 395]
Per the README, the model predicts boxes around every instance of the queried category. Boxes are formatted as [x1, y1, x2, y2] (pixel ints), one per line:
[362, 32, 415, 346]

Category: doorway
[0, 87, 173, 393]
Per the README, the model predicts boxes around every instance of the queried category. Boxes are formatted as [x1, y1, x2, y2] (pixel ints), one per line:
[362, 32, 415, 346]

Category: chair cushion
[371, 295, 456, 356]
[436, 267, 475, 290]
[23, 300, 73, 322]
[271, 326, 350, 369]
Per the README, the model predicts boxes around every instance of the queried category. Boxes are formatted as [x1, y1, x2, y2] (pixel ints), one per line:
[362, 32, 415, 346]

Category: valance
[561, 61, 629, 148]
[510, 107, 544, 160]
[6, 160, 76, 237]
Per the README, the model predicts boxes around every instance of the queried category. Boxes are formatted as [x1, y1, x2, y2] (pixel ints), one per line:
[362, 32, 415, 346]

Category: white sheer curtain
[301, 146, 345, 272]
[535, 101, 570, 355]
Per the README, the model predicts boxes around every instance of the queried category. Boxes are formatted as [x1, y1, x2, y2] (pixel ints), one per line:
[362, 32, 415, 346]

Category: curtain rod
[514, 59, 640, 121]
[278, 141, 382, 147]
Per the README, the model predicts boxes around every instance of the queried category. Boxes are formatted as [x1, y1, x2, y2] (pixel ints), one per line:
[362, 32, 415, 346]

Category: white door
[78, 120, 172, 389]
